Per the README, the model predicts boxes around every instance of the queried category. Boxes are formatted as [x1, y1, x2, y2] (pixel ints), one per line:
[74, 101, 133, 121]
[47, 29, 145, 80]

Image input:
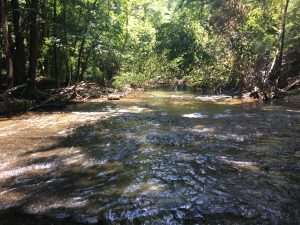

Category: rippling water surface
[0, 90, 299, 224]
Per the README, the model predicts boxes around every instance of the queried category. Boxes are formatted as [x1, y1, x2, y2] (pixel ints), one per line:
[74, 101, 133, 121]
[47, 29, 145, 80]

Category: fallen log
[26, 95, 58, 111]
[4, 83, 27, 93]
[0, 83, 27, 99]
[279, 78, 300, 92]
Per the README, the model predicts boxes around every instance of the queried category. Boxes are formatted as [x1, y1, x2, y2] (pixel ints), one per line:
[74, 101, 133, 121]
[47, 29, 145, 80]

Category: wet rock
[108, 94, 121, 100]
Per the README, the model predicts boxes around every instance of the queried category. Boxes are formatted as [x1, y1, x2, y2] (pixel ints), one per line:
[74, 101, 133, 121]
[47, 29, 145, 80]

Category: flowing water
[0, 90, 299, 224]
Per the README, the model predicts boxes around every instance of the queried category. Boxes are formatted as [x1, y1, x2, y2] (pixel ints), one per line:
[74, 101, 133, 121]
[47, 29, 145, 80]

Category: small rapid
[0, 90, 299, 224]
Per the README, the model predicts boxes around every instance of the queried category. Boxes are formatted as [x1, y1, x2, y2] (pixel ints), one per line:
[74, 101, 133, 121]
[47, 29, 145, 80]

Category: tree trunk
[79, 49, 91, 81]
[65, 61, 72, 86]
[268, 0, 289, 90]
[74, 0, 98, 84]
[78, 41, 97, 81]
[62, 0, 71, 86]
[27, 0, 39, 89]
[277, 0, 290, 89]
[53, 0, 59, 88]
[0, 0, 14, 89]
[76, 38, 85, 83]
[118, 7, 129, 69]
[11, 0, 27, 85]
[40, 15, 50, 77]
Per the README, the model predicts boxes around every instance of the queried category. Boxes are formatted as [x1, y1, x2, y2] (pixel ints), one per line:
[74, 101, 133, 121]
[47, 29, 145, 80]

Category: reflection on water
[0, 90, 300, 224]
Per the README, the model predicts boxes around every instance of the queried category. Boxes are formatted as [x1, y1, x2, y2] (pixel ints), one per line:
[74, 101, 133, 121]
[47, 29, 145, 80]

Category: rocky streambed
[0, 90, 299, 224]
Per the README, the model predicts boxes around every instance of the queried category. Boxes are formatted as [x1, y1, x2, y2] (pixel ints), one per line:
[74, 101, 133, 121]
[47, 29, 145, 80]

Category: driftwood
[4, 83, 27, 93]
[26, 82, 90, 111]
[2, 81, 128, 112]
[0, 83, 27, 99]
[26, 85, 75, 111]
[279, 78, 300, 92]
[26, 95, 58, 111]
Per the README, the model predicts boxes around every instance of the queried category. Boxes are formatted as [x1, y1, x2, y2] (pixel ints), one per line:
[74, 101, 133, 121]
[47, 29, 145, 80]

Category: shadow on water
[0, 92, 300, 224]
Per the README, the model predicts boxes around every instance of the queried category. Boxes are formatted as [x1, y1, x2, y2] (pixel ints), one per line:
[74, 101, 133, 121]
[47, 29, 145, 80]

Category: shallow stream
[0, 90, 299, 224]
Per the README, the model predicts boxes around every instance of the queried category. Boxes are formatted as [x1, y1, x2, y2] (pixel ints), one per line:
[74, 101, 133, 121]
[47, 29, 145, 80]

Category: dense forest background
[0, 0, 299, 98]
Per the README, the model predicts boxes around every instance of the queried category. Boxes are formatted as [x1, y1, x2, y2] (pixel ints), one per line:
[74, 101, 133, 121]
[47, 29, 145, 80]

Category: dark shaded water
[0, 90, 299, 224]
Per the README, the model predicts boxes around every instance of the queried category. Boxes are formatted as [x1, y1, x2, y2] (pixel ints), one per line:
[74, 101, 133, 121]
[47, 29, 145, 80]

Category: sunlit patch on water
[57, 127, 76, 136]
[286, 109, 300, 113]
[147, 90, 194, 99]
[219, 156, 261, 171]
[167, 95, 194, 99]
[182, 113, 207, 118]
[0, 163, 59, 179]
[24, 197, 89, 214]
[123, 180, 165, 196]
[0, 161, 10, 170]
[63, 153, 86, 165]
[262, 105, 287, 111]
[71, 111, 106, 115]
[190, 125, 216, 133]
[210, 134, 248, 142]
[82, 159, 109, 167]
[195, 95, 231, 102]
[213, 114, 231, 118]
[112, 106, 152, 113]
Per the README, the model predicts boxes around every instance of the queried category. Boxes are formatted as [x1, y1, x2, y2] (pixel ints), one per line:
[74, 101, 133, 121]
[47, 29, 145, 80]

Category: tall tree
[53, 0, 59, 88]
[27, 0, 39, 89]
[0, 0, 13, 89]
[11, 0, 27, 85]
[62, 0, 71, 86]
[277, 0, 290, 88]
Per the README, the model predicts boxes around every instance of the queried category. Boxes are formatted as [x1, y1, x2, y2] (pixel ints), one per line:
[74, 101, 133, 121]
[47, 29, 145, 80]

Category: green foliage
[286, 0, 300, 50]
[98, 51, 120, 82]
[186, 60, 235, 91]
[155, 22, 211, 73]
[1, 0, 299, 93]
[114, 52, 180, 88]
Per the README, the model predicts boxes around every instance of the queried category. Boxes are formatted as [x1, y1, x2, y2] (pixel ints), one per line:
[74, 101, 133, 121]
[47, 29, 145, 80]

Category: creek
[0, 90, 299, 224]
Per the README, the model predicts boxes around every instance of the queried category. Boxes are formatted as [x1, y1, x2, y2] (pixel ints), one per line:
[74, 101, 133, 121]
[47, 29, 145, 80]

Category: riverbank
[1, 79, 299, 116]
[0, 81, 137, 116]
